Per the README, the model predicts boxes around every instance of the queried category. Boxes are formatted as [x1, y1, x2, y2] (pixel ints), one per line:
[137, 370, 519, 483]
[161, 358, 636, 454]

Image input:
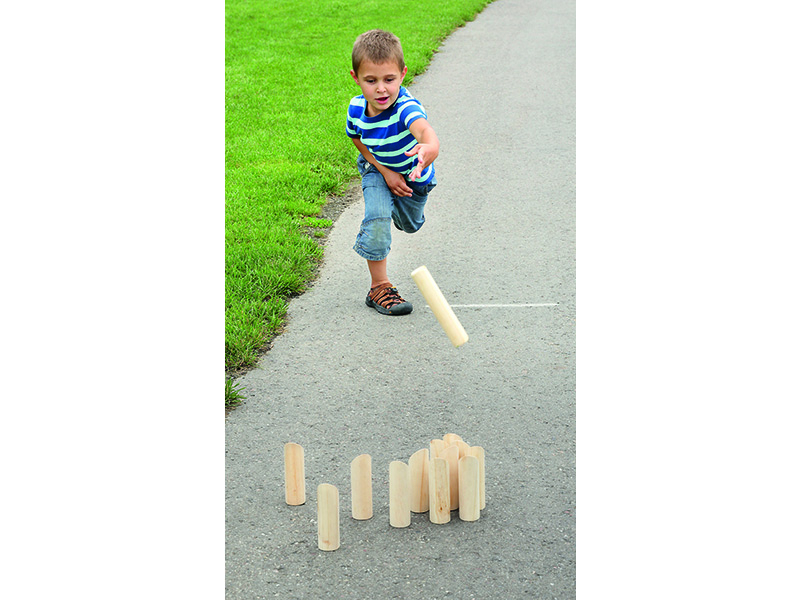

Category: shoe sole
[365, 297, 413, 315]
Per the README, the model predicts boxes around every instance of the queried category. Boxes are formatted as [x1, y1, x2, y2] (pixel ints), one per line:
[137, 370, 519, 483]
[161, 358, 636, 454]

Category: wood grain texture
[468, 446, 486, 510]
[458, 455, 480, 521]
[428, 457, 451, 524]
[283, 442, 305, 506]
[317, 483, 339, 551]
[409, 449, 429, 513]
[389, 461, 411, 528]
[442, 444, 460, 509]
[411, 265, 469, 347]
[350, 454, 372, 520]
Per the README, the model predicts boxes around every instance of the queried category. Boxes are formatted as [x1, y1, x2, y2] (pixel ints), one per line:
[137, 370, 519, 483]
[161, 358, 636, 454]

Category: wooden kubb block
[468, 445, 486, 510]
[317, 483, 340, 551]
[458, 455, 480, 521]
[409, 449, 429, 513]
[442, 444, 460, 510]
[443, 433, 462, 446]
[389, 461, 411, 528]
[430, 439, 446, 459]
[350, 454, 373, 520]
[284, 442, 305, 506]
[428, 456, 450, 524]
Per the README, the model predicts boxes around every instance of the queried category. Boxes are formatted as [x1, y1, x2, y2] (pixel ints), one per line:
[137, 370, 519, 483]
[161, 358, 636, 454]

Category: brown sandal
[365, 282, 413, 315]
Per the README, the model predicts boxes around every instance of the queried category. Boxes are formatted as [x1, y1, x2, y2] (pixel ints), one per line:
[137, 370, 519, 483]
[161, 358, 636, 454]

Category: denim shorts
[353, 154, 437, 261]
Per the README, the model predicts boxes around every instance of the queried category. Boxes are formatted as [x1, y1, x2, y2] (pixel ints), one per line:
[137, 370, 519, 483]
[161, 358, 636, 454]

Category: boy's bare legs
[367, 259, 390, 289]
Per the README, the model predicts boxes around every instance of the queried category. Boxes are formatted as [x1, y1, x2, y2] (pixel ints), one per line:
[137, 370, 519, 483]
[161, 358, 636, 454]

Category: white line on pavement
[426, 303, 560, 308]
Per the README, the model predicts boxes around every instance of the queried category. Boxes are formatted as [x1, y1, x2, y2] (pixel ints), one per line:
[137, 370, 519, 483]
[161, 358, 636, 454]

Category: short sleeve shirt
[345, 86, 435, 185]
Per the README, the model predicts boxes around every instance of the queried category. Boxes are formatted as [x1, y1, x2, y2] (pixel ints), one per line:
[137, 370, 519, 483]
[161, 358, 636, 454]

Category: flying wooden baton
[411, 265, 469, 347]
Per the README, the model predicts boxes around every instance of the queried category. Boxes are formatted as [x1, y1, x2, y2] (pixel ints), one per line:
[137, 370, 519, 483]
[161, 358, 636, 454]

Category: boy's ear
[401, 66, 408, 79]
[350, 69, 359, 82]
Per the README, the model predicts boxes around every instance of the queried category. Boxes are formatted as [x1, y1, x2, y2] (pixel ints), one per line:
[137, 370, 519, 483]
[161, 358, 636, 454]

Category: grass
[226, 0, 494, 373]
[225, 377, 247, 409]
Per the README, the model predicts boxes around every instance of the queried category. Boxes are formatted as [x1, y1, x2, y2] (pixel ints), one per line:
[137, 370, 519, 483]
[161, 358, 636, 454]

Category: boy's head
[350, 30, 408, 117]
[351, 29, 405, 76]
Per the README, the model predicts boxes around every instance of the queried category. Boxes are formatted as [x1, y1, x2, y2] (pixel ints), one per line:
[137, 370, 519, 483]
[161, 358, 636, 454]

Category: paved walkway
[226, 0, 575, 597]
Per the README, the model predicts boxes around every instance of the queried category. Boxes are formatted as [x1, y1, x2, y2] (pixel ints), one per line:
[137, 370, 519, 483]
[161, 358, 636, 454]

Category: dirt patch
[302, 178, 362, 248]
[319, 178, 362, 226]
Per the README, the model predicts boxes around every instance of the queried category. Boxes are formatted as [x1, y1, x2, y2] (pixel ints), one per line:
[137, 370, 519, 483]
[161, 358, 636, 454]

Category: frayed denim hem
[353, 244, 390, 262]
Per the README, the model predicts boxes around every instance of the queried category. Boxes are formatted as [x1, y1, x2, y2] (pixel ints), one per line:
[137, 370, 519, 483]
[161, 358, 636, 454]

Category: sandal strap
[370, 283, 406, 309]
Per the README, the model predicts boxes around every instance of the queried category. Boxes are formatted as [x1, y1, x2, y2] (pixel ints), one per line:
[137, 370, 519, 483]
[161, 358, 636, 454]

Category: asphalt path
[226, 0, 576, 597]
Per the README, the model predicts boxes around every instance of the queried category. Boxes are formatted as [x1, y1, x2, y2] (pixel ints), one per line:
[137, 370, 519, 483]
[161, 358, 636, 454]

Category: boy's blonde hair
[352, 29, 405, 75]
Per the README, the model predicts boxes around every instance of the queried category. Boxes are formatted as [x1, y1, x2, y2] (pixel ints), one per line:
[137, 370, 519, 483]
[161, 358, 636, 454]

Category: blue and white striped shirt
[345, 87, 435, 185]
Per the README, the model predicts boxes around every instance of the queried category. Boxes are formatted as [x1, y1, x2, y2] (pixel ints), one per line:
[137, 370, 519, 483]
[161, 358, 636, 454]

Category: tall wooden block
[430, 439, 446, 459]
[409, 449, 429, 513]
[468, 446, 486, 510]
[317, 483, 340, 551]
[458, 455, 480, 522]
[350, 454, 372, 520]
[428, 457, 450, 524]
[284, 442, 305, 506]
[389, 461, 411, 528]
[455, 440, 471, 459]
[442, 444, 460, 509]
[443, 433, 463, 446]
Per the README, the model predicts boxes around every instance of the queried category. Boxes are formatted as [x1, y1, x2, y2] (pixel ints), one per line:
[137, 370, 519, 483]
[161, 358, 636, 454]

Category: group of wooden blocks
[284, 433, 486, 551]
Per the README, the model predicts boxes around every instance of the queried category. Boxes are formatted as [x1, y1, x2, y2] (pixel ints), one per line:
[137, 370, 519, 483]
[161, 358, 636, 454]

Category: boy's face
[350, 60, 408, 117]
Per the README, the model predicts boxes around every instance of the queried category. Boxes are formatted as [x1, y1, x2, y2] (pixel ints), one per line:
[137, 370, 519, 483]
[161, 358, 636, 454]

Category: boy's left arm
[405, 118, 440, 181]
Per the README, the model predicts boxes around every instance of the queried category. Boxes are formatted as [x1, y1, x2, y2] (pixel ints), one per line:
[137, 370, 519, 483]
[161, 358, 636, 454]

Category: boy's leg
[353, 163, 393, 262]
[392, 178, 436, 233]
[367, 258, 389, 288]
[354, 158, 413, 316]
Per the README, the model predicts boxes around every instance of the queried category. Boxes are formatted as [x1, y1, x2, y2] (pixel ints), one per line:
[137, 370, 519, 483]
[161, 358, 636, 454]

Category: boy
[345, 29, 440, 315]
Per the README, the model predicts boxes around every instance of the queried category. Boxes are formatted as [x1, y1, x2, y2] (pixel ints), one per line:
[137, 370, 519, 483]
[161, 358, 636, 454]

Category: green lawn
[226, 0, 493, 375]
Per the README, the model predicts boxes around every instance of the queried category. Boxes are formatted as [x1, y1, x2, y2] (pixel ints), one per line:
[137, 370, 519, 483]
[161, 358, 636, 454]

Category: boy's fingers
[404, 145, 420, 157]
[393, 183, 412, 196]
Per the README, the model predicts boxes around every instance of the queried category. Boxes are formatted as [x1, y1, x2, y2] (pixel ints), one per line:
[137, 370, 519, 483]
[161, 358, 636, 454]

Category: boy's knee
[354, 217, 392, 261]
[403, 220, 424, 234]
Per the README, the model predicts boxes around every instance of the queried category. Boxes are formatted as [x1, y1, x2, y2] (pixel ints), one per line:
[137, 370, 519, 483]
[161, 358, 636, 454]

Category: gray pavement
[226, 0, 575, 597]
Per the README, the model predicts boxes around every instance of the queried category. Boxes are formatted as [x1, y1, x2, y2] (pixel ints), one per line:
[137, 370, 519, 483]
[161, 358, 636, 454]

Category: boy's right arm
[352, 137, 413, 197]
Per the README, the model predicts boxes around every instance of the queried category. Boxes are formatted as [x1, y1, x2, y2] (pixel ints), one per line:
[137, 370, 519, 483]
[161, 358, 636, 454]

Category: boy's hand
[404, 144, 434, 181]
[406, 119, 439, 181]
[382, 168, 413, 197]
[353, 137, 413, 197]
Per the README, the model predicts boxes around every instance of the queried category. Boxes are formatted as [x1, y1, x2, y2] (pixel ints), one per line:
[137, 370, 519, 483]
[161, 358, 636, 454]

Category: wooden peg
[428, 457, 450, 524]
[409, 449, 429, 513]
[411, 265, 469, 347]
[468, 446, 486, 510]
[389, 461, 411, 528]
[317, 483, 339, 551]
[455, 440, 471, 458]
[350, 454, 372, 520]
[430, 439, 446, 458]
[458, 455, 480, 521]
[443, 433, 463, 446]
[284, 442, 305, 506]
[442, 444, 460, 509]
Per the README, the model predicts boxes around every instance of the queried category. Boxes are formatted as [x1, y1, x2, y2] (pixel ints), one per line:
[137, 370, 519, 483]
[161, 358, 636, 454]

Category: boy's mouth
[375, 96, 390, 104]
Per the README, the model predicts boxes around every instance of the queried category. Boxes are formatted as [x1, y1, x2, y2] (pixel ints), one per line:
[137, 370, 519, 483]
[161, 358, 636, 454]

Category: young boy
[346, 29, 440, 315]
